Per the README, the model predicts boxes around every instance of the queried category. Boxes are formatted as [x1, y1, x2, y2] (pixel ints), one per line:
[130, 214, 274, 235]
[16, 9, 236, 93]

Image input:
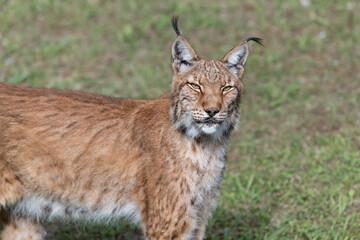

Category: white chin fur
[200, 124, 219, 134]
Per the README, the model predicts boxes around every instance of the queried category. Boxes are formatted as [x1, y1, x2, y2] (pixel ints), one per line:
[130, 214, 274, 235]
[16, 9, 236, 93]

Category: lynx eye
[222, 86, 233, 92]
[188, 83, 201, 91]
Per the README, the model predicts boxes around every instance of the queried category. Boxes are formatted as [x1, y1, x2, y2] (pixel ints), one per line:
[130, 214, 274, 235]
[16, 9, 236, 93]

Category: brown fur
[0, 20, 260, 239]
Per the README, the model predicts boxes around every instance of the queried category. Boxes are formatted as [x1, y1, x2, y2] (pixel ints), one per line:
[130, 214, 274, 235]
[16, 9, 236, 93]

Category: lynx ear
[171, 37, 198, 74]
[222, 37, 263, 79]
[221, 41, 249, 79]
[171, 16, 198, 75]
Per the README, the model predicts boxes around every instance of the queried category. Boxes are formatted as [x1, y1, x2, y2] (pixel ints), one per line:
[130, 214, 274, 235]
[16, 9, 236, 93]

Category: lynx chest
[181, 140, 227, 200]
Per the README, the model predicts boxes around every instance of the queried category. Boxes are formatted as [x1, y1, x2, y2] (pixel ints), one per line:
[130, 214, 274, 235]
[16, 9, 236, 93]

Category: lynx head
[169, 16, 262, 140]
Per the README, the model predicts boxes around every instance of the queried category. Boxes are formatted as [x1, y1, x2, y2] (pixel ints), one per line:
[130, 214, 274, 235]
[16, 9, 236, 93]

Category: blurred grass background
[1, 0, 360, 239]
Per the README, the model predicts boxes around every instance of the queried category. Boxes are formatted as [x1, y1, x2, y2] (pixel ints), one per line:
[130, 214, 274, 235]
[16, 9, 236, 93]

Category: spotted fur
[0, 18, 261, 240]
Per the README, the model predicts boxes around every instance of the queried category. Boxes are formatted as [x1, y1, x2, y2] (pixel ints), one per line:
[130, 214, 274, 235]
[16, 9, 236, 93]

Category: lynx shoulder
[0, 17, 261, 240]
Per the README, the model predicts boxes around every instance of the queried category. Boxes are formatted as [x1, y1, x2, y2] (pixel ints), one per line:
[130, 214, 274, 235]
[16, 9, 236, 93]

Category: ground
[0, 0, 359, 239]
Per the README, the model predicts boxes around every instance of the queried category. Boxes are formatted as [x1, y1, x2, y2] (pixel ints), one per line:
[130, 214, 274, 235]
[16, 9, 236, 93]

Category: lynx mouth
[195, 118, 223, 125]
[193, 118, 224, 135]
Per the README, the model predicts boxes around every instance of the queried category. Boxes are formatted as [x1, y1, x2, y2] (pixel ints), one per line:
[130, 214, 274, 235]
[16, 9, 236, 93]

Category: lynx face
[169, 31, 253, 139]
[170, 60, 243, 139]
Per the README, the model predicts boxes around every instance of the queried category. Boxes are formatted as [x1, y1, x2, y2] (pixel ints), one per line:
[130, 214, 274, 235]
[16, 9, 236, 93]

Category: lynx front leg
[140, 179, 197, 240]
[1, 217, 45, 240]
[192, 201, 217, 240]
[143, 202, 196, 240]
[193, 185, 222, 240]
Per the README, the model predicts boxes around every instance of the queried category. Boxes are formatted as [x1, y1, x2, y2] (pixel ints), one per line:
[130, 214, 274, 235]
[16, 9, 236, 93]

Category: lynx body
[0, 18, 261, 240]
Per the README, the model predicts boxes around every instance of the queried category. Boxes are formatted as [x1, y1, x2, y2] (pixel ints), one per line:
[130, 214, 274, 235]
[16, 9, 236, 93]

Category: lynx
[0, 17, 262, 240]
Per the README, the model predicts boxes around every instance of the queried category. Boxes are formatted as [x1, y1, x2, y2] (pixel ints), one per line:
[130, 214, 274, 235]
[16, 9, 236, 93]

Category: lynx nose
[205, 108, 219, 118]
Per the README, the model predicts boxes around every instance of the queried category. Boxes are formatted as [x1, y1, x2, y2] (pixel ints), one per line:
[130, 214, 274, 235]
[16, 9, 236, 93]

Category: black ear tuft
[171, 16, 181, 36]
[245, 37, 264, 46]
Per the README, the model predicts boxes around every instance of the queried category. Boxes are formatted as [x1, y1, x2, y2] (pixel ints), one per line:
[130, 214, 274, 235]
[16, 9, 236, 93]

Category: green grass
[1, 0, 360, 239]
